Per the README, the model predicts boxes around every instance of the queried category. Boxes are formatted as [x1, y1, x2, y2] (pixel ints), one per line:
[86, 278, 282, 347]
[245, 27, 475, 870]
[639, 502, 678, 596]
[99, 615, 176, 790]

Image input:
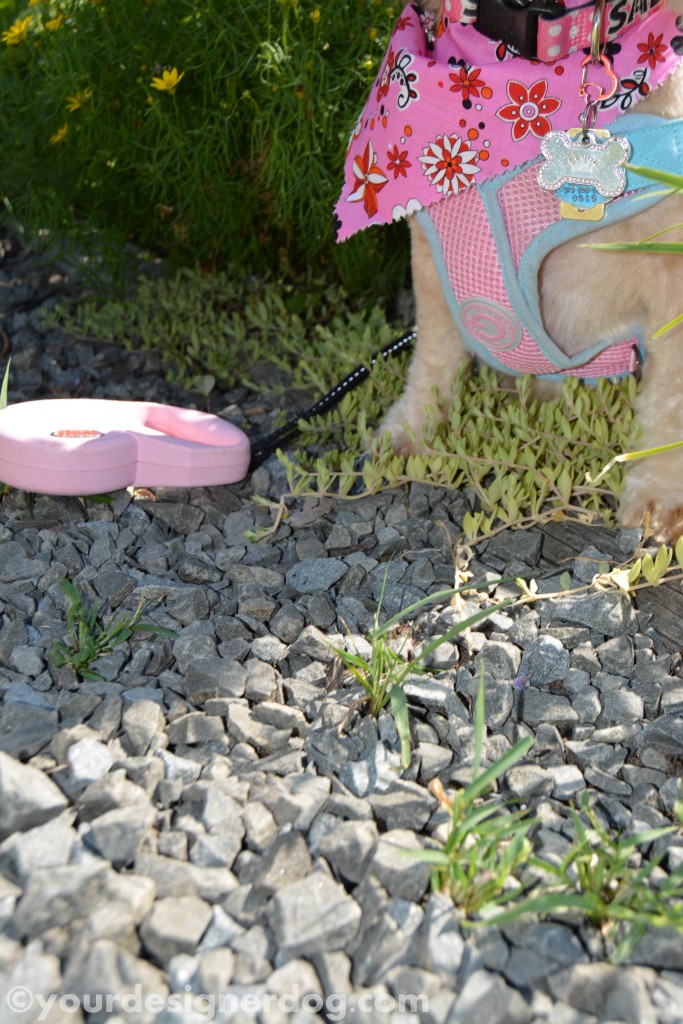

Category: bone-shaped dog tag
[538, 127, 630, 220]
[538, 127, 631, 221]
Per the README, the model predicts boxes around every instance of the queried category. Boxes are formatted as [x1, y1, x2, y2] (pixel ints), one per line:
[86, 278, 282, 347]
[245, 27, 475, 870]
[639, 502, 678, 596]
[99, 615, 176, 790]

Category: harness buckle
[475, 0, 565, 59]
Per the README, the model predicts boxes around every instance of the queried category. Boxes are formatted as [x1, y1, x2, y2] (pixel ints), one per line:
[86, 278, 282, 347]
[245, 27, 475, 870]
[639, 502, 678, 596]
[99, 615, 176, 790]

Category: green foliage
[621, 543, 672, 588]
[491, 795, 683, 962]
[413, 673, 538, 914]
[330, 576, 513, 766]
[0, 359, 9, 410]
[413, 681, 683, 956]
[51, 578, 178, 680]
[676, 783, 683, 828]
[515, 536, 683, 601]
[45, 263, 402, 395]
[551, 798, 681, 943]
[0, 0, 407, 294]
[50, 264, 639, 539]
[282, 368, 637, 540]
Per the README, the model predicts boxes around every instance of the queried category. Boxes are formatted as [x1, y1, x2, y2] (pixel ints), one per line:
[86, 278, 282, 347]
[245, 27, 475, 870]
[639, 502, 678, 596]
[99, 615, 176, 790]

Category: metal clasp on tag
[475, 0, 565, 59]
[578, 53, 618, 137]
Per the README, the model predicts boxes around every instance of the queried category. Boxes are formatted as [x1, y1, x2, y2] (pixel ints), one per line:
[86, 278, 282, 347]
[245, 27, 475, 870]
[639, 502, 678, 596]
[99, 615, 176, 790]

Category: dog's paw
[377, 402, 423, 456]
[376, 423, 420, 456]
[618, 495, 683, 542]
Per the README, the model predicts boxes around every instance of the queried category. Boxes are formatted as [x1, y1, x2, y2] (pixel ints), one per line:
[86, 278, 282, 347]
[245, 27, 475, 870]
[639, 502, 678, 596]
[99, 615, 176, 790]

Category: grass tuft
[51, 579, 178, 681]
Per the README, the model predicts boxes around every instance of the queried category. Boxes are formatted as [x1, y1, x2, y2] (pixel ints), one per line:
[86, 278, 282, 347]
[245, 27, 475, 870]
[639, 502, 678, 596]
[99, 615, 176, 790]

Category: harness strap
[417, 113, 683, 380]
[443, 0, 665, 60]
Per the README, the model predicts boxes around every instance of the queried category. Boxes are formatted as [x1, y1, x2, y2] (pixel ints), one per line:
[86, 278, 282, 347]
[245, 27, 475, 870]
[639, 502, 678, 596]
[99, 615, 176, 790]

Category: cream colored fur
[381, 0, 683, 539]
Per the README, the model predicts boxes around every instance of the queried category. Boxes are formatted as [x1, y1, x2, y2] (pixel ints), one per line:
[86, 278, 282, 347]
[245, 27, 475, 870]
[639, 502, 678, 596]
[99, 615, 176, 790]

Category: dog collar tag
[538, 127, 631, 198]
[538, 127, 631, 220]
[555, 175, 605, 221]
[558, 195, 606, 221]
[555, 182, 604, 209]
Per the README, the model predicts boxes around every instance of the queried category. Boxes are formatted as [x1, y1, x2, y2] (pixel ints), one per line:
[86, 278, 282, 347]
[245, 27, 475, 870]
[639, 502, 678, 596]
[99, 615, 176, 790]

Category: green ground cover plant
[48, 265, 636, 541]
[0, 0, 406, 295]
[46, 263, 404, 397]
[281, 368, 635, 538]
[40, 257, 683, 603]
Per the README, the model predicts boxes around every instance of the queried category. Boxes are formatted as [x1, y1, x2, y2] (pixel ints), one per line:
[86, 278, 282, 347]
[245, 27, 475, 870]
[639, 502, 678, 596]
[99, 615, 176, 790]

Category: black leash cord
[248, 328, 416, 469]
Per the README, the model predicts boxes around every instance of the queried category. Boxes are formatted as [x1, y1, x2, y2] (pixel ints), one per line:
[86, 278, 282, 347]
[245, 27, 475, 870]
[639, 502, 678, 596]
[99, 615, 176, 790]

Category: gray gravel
[1, 230, 683, 1023]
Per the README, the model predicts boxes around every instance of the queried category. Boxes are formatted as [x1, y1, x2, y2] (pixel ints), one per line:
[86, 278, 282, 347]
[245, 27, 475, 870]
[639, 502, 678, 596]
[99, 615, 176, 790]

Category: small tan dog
[373, 0, 683, 539]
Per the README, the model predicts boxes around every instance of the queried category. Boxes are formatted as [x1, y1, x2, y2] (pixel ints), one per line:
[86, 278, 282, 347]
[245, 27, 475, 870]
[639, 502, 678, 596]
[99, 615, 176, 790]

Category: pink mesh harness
[417, 114, 683, 378]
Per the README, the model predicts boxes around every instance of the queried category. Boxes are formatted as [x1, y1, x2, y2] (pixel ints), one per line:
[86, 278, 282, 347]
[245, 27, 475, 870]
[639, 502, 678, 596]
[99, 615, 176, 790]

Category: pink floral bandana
[334, 1, 683, 241]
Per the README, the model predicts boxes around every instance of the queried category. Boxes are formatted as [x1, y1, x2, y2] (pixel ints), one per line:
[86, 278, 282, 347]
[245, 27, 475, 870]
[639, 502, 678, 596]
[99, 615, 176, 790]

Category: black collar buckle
[475, 0, 566, 59]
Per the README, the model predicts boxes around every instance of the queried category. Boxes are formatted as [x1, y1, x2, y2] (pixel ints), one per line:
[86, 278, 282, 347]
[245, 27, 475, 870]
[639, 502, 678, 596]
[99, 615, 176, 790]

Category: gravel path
[1, 230, 683, 1024]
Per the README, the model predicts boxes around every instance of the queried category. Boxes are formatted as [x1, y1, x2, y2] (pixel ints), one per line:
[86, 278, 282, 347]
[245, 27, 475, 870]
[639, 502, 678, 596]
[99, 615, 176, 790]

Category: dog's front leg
[379, 216, 470, 454]
[619, 316, 683, 540]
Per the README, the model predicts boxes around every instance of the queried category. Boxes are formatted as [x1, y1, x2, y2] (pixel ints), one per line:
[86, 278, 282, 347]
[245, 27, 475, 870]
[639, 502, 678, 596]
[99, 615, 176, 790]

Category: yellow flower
[66, 87, 93, 112]
[150, 67, 185, 94]
[50, 123, 69, 144]
[46, 14, 65, 30]
[2, 15, 31, 45]
[310, 8, 320, 22]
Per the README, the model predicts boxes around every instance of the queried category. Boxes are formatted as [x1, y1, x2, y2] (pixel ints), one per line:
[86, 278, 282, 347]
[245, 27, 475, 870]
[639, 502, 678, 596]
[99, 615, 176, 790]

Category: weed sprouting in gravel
[520, 796, 683, 962]
[329, 574, 514, 767]
[411, 673, 539, 915]
[409, 679, 683, 958]
[0, 360, 9, 411]
[51, 579, 178, 681]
